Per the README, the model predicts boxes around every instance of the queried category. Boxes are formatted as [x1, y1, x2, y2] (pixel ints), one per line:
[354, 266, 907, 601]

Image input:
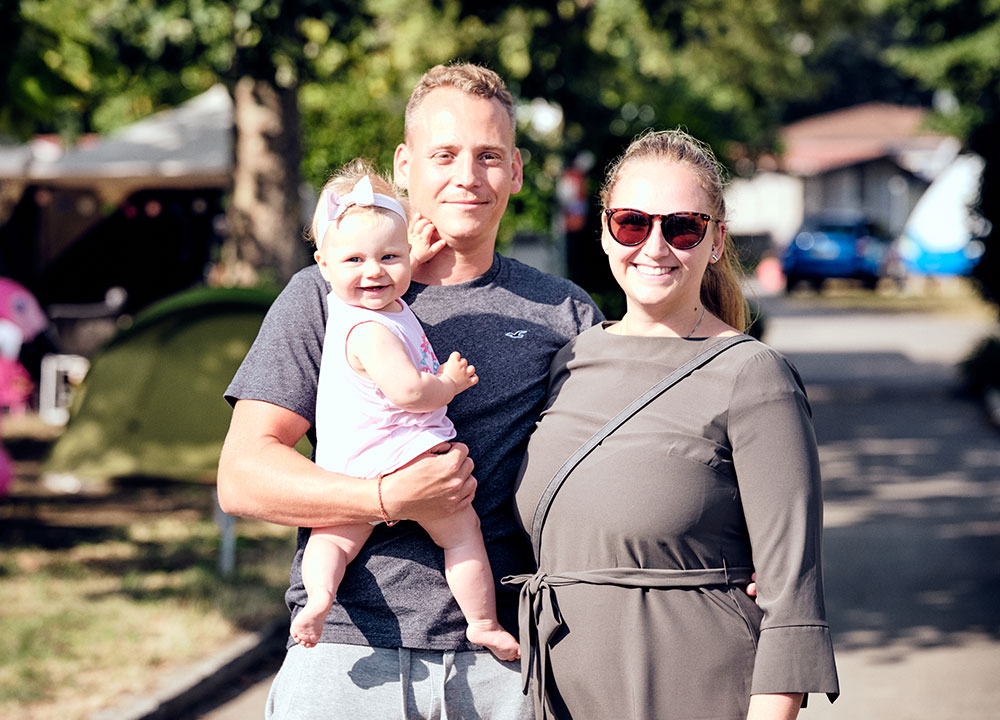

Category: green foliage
[882, 0, 1000, 138]
[0, 483, 294, 718]
[4, 0, 363, 138]
[4, 0, 907, 272]
[0, 0, 101, 139]
[297, 0, 871, 248]
[879, 0, 1000, 305]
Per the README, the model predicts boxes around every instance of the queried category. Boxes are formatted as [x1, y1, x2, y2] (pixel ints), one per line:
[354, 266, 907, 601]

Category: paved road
[194, 292, 1000, 720]
[759, 294, 1000, 719]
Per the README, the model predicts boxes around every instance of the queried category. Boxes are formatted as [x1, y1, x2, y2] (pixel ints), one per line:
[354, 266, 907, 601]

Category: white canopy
[2, 86, 233, 204]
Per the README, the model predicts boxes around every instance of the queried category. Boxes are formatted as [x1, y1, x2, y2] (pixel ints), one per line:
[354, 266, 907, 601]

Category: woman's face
[601, 160, 725, 323]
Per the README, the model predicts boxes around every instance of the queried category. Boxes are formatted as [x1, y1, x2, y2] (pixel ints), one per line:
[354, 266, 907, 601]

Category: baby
[288, 159, 519, 662]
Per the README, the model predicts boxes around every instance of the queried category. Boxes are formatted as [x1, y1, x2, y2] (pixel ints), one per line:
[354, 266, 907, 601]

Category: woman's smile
[630, 262, 676, 277]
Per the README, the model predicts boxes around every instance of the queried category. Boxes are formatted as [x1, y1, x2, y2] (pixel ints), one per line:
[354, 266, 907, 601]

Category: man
[218, 63, 602, 719]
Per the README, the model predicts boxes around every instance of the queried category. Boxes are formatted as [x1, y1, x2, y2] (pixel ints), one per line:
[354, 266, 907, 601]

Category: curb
[91, 620, 287, 720]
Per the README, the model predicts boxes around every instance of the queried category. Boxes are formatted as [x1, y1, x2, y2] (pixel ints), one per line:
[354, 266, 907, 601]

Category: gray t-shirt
[225, 254, 603, 650]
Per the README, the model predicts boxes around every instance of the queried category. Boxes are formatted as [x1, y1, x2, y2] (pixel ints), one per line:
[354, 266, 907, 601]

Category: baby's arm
[349, 322, 477, 412]
[409, 212, 447, 267]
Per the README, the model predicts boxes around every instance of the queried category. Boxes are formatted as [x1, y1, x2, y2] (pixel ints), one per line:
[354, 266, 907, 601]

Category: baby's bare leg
[290, 523, 373, 649]
[420, 507, 519, 661]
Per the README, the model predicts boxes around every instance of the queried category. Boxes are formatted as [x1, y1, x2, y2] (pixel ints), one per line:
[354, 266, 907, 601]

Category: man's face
[394, 87, 523, 252]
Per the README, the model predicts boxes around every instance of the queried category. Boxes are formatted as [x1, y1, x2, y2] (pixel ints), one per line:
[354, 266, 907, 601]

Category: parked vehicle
[898, 154, 988, 277]
[782, 214, 890, 292]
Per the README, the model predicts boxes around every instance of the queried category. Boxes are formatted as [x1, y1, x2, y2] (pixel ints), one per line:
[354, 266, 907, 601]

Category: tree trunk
[221, 77, 308, 287]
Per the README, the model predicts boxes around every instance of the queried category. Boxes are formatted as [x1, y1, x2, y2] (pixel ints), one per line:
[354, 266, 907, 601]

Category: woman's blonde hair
[599, 129, 748, 332]
[309, 158, 408, 247]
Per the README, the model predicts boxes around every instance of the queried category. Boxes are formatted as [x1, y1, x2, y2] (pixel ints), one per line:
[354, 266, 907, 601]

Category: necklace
[616, 306, 708, 337]
[685, 307, 706, 338]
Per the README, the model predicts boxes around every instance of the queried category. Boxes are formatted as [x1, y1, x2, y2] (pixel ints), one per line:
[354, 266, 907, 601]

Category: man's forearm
[217, 399, 477, 528]
[217, 402, 380, 527]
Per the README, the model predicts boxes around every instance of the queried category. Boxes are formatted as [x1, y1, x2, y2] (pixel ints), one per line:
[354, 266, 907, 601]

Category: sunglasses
[604, 208, 719, 249]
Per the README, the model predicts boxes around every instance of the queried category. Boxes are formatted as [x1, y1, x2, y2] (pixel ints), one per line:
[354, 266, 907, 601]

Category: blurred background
[0, 1, 997, 718]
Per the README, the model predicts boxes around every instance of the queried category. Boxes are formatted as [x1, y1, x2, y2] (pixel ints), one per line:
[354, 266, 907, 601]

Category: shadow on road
[787, 349, 1000, 657]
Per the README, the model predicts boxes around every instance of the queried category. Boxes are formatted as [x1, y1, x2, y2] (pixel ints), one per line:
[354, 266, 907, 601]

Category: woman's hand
[746, 693, 803, 720]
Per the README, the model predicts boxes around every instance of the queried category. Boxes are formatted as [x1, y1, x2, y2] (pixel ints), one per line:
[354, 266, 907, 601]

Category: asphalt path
[759, 292, 1000, 719]
[191, 290, 1000, 720]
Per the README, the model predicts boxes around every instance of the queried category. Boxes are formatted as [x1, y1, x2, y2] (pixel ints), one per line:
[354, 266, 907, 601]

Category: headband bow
[315, 176, 408, 244]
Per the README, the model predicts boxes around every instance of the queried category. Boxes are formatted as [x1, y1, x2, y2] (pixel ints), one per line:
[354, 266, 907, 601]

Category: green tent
[44, 286, 280, 482]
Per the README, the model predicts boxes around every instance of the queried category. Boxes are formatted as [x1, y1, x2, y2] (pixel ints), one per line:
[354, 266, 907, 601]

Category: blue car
[782, 215, 889, 292]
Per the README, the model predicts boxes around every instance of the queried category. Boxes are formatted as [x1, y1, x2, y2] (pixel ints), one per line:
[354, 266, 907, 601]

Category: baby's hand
[409, 212, 447, 266]
[438, 351, 478, 395]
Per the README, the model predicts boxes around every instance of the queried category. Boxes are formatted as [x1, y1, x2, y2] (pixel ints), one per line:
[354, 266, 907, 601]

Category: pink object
[315, 295, 455, 478]
[756, 256, 786, 294]
[0, 445, 11, 497]
[0, 356, 34, 412]
[0, 278, 47, 342]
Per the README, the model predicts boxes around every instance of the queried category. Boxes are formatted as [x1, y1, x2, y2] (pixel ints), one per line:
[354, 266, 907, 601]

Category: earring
[711, 253, 719, 262]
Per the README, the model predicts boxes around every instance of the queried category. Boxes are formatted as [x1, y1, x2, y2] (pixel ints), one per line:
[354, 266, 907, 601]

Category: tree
[0, 0, 90, 140]
[9, 0, 368, 287]
[881, 0, 1000, 305]
[433, 0, 873, 290]
[7, 0, 872, 294]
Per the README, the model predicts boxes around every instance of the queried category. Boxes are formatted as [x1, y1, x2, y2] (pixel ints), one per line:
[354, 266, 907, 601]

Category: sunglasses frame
[604, 208, 720, 249]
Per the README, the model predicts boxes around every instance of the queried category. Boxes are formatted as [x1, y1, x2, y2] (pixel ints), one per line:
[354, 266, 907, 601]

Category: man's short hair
[404, 63, 516, 143]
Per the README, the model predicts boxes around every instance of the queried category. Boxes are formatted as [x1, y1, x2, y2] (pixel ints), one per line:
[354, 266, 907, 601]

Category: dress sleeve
[728, 347, 840, 702]
[224, 267, 329, 426]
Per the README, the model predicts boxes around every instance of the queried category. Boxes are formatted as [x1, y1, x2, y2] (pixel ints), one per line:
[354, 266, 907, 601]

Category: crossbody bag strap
[529, 334, 754, 563]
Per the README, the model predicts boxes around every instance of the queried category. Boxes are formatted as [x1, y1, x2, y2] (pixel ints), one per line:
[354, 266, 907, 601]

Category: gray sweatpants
[265, 643, 532, 720]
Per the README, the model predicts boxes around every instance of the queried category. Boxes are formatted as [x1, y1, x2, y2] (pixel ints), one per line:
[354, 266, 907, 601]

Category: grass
[775, 276, 998, 318]
[1, 276, 995, 718]
[0, 416, 296, 720]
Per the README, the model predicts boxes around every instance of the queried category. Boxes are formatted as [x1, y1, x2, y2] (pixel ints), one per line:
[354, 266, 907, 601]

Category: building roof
[778, 102, 958, 178]
[0, 86, 233, 204]
[31, 85, 233, 185]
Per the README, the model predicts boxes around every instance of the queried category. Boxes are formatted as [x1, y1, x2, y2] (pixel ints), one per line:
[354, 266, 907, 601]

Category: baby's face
[315, 211, 411, 311]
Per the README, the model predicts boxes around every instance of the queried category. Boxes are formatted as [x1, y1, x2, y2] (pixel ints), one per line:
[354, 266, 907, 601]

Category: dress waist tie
[501, 565, 754, 719]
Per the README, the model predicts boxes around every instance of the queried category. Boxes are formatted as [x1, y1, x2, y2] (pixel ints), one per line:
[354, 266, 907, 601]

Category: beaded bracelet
[377, 474, 398, 526]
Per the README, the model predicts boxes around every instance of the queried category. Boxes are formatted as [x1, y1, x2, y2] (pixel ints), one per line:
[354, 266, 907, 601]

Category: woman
[508, 130, 839, 719]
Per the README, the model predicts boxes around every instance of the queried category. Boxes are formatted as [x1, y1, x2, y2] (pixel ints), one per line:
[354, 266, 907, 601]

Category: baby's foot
[290, 602, 328, 649]
[466, 620, 520, 661]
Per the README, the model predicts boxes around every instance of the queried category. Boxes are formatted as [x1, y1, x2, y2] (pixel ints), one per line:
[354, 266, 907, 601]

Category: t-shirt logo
[505, 330, 528, 339]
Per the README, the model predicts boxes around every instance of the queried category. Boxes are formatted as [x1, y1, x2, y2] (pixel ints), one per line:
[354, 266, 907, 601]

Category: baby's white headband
[315, 176, 408, 244]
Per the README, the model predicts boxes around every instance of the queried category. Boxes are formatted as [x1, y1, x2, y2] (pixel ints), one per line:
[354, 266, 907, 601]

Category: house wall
[725, 172, 804, 247]
[726, 159, 932, 249]
[802, 159, 928, 238]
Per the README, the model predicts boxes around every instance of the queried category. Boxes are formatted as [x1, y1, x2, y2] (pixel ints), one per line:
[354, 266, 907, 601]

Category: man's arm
[217, 399, 477, 527]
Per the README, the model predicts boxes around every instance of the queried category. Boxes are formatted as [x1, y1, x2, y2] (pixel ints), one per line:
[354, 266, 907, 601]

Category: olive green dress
[509, 324, 839, 719]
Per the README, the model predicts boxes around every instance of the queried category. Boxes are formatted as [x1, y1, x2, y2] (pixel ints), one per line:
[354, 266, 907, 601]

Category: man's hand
[747, 572, 758, 600]
[379, 442, 476, 524]
[408, 212, 447, 266]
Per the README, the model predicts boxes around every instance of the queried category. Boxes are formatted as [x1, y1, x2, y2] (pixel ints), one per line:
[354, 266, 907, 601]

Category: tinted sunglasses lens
[610, 210, 652, 245]
[664, 213, 708, 249]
